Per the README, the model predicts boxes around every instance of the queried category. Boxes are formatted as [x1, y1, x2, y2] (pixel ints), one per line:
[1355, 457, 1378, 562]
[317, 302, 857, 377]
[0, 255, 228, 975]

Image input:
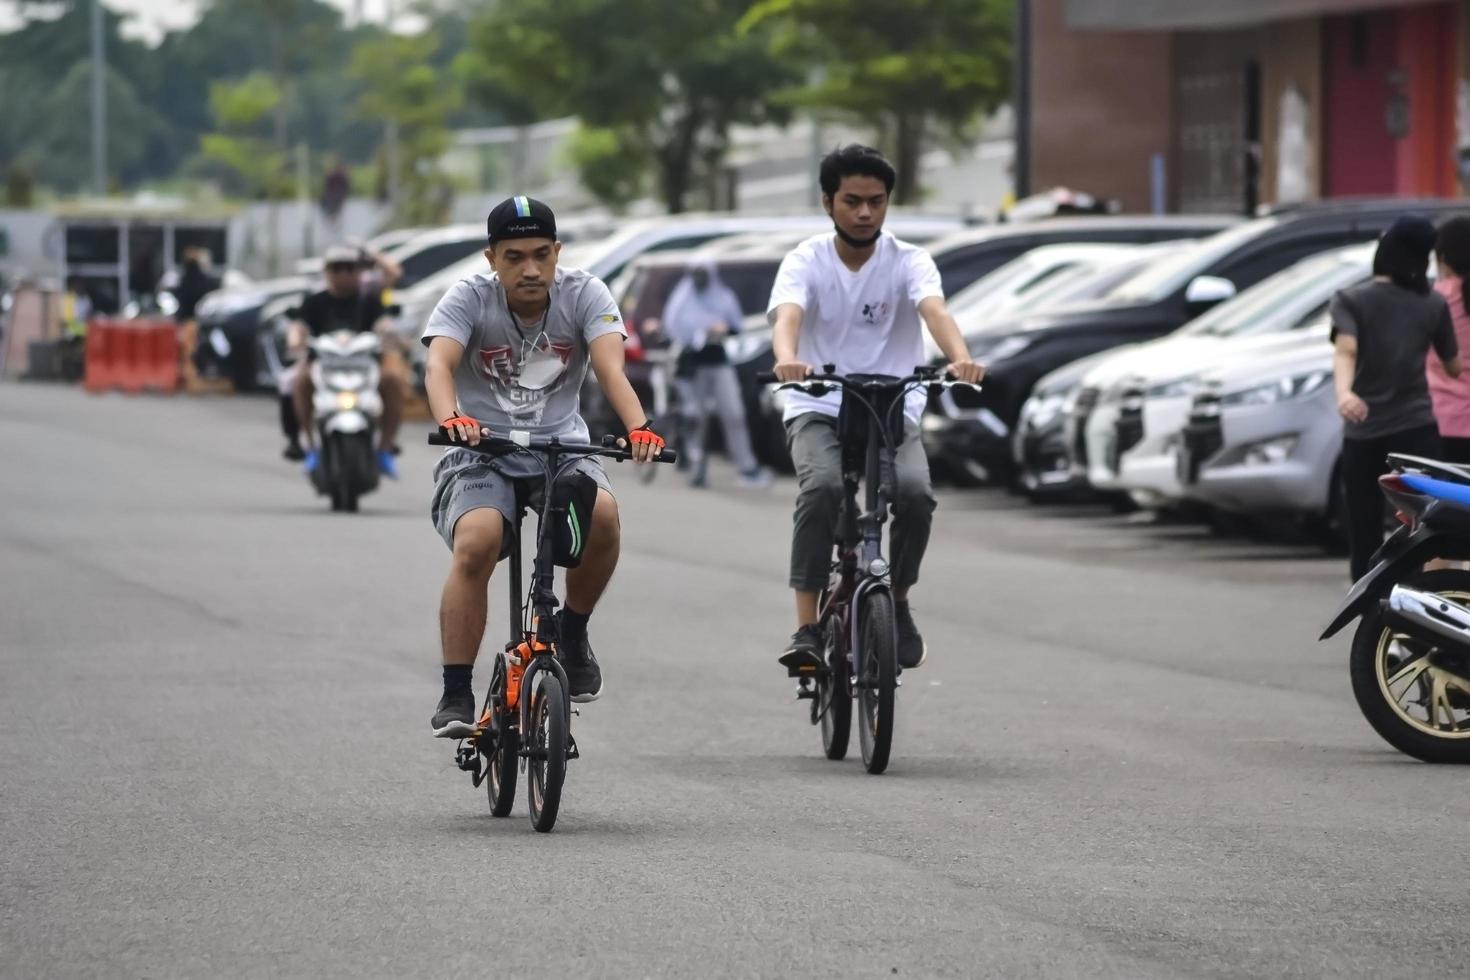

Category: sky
[0, 0, 424, 44]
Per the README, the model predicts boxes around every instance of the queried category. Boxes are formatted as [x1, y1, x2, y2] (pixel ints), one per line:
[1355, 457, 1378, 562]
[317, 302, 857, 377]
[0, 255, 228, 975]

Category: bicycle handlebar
[428, 428, 679, 465]
[754, 368, 982, 393]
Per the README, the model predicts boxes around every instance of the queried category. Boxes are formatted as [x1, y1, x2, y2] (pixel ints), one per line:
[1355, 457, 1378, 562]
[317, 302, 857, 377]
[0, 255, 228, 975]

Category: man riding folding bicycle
[422, 197, 664, 737]
[768, 145, 985, 674]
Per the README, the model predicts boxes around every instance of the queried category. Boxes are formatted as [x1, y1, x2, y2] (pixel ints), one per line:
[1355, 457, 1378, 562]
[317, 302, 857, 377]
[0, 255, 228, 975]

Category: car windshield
[1175, 249, 1369, 338]
[1104, 217, 1279, 304]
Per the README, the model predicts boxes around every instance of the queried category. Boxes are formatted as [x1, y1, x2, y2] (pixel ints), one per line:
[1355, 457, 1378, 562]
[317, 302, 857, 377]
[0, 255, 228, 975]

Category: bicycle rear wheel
[527, 673, 568, 833]
[819, 615, 851, 760]
[485, 659, 517, 816]
[857, 592, 897, 774]
[487, 721, 518, 817]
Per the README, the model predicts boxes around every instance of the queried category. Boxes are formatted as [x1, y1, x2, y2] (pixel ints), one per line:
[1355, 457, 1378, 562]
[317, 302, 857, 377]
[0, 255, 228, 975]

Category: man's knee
[588, 489, 620, 553]
[893, 471, 936, 517]
[450, 511, 503, 577]
[796, 465, 844, 511]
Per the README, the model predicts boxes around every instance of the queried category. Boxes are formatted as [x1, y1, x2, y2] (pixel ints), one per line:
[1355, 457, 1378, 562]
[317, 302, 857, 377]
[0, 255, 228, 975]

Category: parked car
[1179, 330, 1342, 548]
[293, 227, 424, 277]
[922, 198, 1467, 485]
[560, 211, 965, 288]
[1087, 243, 1375, 507]
[926, 214, 1239, 298]
[1007, 348, 1127, 496]
[931, 243, 1144, 357]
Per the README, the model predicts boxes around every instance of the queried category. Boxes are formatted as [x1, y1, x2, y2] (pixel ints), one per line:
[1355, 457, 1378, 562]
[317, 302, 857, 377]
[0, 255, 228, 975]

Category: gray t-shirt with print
[1330, 279, 1458, 440]
[421, 265, 626, 443]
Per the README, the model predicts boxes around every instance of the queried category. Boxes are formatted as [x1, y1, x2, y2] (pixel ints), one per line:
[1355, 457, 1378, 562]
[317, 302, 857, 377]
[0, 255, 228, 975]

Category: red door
[1323, 12, 1399, 197]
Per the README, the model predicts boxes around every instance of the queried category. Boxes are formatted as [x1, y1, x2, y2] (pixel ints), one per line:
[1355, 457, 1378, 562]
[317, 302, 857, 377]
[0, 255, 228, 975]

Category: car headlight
[1146, 376, 1199, 399]
[1220, 370, 1330, 407]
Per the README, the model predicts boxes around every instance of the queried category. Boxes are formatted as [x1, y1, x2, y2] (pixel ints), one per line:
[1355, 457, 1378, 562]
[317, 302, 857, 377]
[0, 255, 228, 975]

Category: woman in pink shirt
[1431, 217, 1470, 462]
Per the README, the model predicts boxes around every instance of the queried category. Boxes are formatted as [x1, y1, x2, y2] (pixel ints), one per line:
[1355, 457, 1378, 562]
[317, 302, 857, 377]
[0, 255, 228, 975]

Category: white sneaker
[738, 468, 774, 489]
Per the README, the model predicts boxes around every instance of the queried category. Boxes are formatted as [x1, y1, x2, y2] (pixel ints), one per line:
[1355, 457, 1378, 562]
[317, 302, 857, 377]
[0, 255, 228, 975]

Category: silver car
[1179, 328, 1339, 535]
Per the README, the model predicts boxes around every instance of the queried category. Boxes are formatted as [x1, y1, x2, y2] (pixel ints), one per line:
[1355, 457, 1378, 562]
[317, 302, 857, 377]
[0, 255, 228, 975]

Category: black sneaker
[431, 688, 477, 738]
[778, 624, 825, 675]
[896, 603, 927, 670]
[558, 635, 603, 703]
[282, 441, 306, 462]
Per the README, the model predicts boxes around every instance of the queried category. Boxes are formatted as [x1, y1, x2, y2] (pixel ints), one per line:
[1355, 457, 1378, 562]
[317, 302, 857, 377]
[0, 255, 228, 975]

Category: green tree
[739, 0, 1012, 203]
[349, 32, 462, 225]
[566, 126, 650, 212]
[460, 0, 797, 213]
[200, 73, 290, 199]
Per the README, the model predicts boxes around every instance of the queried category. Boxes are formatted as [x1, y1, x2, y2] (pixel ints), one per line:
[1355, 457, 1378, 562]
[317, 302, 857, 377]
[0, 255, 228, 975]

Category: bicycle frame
[800, 371, 940, 682]
[428, 429, 678, 739]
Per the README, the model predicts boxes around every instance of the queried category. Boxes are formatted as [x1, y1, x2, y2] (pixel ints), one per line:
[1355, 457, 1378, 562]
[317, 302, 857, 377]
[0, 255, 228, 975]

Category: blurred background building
[1021, 0, 1470, 212]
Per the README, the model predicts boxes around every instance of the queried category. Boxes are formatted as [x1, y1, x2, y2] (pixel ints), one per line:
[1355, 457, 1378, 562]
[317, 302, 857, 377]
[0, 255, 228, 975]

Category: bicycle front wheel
[857, 591, 897, 774]
[527, 673, 568, 832]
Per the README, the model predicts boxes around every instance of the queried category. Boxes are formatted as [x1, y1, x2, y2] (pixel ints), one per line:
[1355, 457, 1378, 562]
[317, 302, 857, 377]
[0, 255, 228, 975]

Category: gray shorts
[430, 448, 613, 552]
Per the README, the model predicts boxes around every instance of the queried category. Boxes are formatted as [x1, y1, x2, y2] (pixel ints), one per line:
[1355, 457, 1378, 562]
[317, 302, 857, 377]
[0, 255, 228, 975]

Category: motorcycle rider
[289, 244, 408, 478]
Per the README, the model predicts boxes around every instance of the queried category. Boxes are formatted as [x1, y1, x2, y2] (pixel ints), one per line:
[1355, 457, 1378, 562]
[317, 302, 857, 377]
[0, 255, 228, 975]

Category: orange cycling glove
[627, 422, 665, 451]
[441, 415, 479, 430]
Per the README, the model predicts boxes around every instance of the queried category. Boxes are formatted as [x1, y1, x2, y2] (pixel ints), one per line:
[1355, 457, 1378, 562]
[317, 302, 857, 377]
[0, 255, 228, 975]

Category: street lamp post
[91, 0, 107, 196]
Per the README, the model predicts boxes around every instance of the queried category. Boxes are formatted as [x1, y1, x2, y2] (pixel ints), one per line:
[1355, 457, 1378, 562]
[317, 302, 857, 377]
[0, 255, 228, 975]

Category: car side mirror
[1184, 275, 1236, 309]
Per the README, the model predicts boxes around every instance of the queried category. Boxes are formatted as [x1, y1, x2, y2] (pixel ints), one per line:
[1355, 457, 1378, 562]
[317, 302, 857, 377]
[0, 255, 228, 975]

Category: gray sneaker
[431, 688, 477, 738]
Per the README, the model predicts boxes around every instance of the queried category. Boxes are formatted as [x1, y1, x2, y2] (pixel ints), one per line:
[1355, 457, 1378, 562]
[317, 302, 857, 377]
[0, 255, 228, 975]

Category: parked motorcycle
[305, 328, 384, 513]
[1321, 453, 1470, 762]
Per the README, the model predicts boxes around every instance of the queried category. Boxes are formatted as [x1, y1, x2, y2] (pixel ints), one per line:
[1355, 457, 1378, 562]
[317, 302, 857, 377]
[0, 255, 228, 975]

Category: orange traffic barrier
[84, 318, 183, 395]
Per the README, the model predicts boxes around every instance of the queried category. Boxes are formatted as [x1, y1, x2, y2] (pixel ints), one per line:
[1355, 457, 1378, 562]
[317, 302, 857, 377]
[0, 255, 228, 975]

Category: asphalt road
[3, 382, 1468, 979]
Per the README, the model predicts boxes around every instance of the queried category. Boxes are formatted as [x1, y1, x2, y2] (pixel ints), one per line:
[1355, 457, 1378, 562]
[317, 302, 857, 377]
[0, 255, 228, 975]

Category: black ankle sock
[443, 664, 473, 692]
[560, 607, 591, 648]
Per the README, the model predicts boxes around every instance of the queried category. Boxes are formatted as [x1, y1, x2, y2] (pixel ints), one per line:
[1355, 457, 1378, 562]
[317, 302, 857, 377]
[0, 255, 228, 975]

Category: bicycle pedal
[566, 735, 580, 760]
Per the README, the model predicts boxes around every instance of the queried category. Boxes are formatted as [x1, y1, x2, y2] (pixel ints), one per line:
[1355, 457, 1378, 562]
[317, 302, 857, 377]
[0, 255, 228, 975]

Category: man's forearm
[926, 312, 970, 364]
[426, 362, 460, 423]
[601, 373, 649, 432]
[773, 313, 801, 363]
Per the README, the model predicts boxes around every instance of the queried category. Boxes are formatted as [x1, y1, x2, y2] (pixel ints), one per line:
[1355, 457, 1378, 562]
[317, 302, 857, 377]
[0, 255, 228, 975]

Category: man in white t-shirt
[767, 145, 985, 673]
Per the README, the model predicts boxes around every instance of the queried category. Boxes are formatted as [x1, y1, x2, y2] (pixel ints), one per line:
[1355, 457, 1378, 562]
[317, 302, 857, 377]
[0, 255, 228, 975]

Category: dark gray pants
[786, 412, 935, 592]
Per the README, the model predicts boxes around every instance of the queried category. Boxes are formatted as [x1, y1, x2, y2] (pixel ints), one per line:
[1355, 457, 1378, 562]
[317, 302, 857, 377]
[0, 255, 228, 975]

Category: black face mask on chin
[833, 222, 882, 248]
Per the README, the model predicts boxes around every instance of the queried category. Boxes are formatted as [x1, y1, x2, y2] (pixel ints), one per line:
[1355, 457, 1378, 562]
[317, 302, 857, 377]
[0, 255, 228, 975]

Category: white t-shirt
[766, 232, 943, 423]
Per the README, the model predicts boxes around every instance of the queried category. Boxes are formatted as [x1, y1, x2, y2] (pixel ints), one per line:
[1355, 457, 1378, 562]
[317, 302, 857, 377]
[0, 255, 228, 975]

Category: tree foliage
[740, 0, 1012, 202]
[460, 0, 798, 212]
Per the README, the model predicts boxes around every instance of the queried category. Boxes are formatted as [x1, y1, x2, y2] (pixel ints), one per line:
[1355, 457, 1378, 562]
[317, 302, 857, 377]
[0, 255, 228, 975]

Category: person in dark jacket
[1332, 216, 1463, 581]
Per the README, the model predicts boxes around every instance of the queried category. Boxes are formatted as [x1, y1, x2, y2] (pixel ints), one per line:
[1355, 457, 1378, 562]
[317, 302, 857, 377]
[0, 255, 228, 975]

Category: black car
[924, 198, 1470, 485]
[193, 276, 315, 391]
[927, 214, 1240, 298]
